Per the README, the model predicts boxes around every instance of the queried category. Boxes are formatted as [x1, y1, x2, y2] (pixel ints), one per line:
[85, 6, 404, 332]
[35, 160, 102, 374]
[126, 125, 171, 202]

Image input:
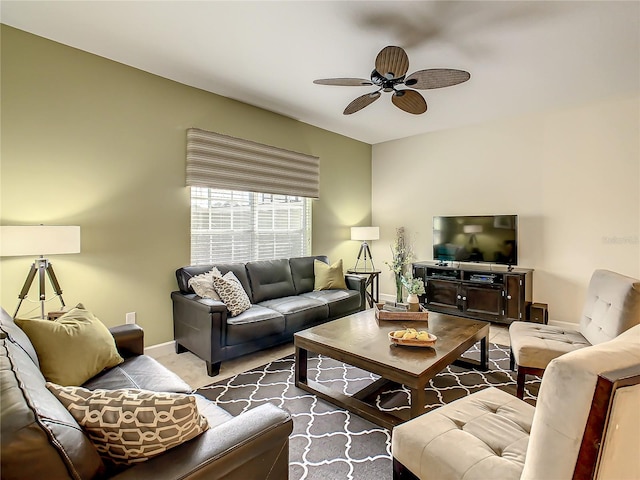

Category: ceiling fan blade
[375, 46, 409, 80]
[404, 69, 471, 89]
[343, 91, 381, 115]
[392, 89, 427, 115]
[314, 78, 373, 86]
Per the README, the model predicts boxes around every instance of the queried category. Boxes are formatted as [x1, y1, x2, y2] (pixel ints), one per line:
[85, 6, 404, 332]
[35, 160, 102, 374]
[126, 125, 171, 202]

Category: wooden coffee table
[294, 308, 490, 429]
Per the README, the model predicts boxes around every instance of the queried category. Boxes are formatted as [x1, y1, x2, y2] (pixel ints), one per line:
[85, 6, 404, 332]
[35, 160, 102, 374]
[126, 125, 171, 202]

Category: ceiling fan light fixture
[315, 45, 469, 115]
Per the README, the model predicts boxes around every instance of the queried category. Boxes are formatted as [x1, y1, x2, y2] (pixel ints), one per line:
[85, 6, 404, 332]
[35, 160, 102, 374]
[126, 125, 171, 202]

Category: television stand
[412, 262, 533, 325]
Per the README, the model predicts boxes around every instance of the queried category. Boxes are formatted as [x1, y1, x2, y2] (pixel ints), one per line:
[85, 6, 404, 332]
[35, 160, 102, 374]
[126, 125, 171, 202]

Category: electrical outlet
[125, 312, 136, 325]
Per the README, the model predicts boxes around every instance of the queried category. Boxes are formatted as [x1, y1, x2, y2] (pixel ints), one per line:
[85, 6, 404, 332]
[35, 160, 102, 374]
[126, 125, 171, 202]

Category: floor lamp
[1, 225, 81, 319]
[351, 226, 379, 271]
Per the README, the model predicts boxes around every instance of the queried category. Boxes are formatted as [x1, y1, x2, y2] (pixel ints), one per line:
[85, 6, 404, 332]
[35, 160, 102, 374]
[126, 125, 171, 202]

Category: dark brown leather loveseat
[0, 308, 293, 479]
[172, 255, 366, 376]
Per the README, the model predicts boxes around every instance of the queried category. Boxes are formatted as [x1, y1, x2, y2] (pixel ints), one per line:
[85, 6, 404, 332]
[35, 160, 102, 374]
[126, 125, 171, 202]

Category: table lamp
[1, 225, 81, 319]
[351, 226, 379, 271]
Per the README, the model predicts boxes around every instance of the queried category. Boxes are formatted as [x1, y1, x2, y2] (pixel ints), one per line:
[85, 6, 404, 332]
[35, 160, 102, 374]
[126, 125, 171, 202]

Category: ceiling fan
[314, 46, 470, 115]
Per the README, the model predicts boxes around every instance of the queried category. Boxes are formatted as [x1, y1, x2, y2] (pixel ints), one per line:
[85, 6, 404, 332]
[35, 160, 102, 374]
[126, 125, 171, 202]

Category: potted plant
[385, 227, 414, 303]
[401, 273, 425, 311]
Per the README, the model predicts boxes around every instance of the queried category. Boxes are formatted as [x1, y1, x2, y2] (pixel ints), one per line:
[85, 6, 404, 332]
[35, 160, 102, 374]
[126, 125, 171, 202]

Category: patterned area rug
[197, 343, 540, 480]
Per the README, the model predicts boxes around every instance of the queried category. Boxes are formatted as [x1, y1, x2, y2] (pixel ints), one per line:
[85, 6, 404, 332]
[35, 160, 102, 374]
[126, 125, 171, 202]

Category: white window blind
[186, 128, 320, 198]
[191, 187, 311, 265]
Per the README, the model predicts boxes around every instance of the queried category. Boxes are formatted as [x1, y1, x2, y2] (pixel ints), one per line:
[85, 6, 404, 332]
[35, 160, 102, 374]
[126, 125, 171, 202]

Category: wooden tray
[388, 331, 437, 347]
[375, 303, 429, 321]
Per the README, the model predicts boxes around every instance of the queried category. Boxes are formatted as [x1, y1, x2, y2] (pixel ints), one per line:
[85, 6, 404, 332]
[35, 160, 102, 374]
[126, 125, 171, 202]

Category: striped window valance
[186, 128, 320, 198]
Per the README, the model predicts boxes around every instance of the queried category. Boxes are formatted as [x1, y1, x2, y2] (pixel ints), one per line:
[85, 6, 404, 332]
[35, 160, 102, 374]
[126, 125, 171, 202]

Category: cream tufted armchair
[391, 324, 640, 480]
[509, 269, 640, 398]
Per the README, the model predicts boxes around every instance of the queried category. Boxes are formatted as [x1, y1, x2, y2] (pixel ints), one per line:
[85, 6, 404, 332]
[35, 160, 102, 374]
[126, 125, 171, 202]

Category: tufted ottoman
[392, 387, 532, 480]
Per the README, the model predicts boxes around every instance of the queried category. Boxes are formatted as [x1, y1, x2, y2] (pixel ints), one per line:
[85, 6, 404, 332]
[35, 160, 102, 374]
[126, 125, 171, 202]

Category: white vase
[406, 293, 419, 312]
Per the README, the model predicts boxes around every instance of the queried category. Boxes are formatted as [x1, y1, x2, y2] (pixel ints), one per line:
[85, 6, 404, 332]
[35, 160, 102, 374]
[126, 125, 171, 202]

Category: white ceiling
[2, 1, 639, 145]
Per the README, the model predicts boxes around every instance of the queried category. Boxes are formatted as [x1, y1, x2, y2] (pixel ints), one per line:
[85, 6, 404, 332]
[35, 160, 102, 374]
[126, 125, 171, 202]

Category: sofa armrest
[171, 292, 229, 371]
[110, 324, 144, 358]
[111, 403, 293, 480]
[345, 274, 367, 310]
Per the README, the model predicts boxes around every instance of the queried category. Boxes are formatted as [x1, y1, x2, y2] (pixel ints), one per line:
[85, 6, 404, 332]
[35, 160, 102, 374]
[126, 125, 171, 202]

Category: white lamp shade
[351, 226, 380, 241]
[1, 226, 81, 257]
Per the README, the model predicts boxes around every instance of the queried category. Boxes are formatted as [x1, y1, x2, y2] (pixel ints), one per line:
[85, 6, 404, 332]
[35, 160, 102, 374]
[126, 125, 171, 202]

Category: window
[190, 187, 311, 264]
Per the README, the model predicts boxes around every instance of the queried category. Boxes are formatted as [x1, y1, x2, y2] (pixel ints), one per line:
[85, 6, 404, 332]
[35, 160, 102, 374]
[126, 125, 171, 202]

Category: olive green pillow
[16, 305, 123, 386]
[314, 259, 348, 290]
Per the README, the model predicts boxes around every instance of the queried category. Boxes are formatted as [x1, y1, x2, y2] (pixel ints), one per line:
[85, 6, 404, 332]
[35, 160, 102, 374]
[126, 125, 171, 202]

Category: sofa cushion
[226, 305, 285, 346]
[290, 255, 329, 294]
[188, 267, 222, 300]
[521, 323, 640, 480]
[194, 394, 234, 428]
[392, 387, 533, 480]
[247, 258, 296, 303]
[259, 296, 329, 332]
[1, 333, 105, 480]
[300, 289, 361, 318]
[314, 259, 347, 290]
[15, 306, 124, 386]
[46, 383, 209, 466]
[83, 355, 193, 393]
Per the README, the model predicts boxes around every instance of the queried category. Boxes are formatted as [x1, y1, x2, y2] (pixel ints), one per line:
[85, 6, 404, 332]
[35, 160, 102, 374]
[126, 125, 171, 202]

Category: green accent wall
[0, 25, 372, 345]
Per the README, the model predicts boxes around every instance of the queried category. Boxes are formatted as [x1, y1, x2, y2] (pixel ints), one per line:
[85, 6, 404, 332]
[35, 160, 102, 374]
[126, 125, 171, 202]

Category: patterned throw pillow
[211, 271, 252, 316]
[314, 259, 348, 290]
[46, 383, 209, 466]
[188, 267, 222, 300]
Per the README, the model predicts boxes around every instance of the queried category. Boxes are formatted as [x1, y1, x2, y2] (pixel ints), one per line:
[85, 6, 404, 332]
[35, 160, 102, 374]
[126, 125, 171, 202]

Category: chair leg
[393, 458, 420, 480]
[509, 348, 515, 371]
[516, 369, 526, 399]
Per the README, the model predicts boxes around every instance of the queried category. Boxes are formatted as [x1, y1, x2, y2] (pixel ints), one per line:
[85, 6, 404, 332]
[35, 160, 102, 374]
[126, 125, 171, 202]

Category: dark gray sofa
[171, 255, 366, 376]
[0, 308, 293, 480]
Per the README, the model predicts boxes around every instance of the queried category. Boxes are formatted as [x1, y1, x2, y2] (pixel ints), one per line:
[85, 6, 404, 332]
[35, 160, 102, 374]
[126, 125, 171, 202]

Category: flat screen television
[433, 215, 518, 266]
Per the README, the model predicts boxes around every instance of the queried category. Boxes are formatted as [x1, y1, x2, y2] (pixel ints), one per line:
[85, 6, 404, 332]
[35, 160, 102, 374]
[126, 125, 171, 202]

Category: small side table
[47, 307, 70, 321]
[346, 269, 381, 309]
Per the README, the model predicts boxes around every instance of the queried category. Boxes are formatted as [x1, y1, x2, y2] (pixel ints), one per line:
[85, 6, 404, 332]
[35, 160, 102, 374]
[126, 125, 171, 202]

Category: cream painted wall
[0, 26, 372, 345]
[372, 95, 640, 324]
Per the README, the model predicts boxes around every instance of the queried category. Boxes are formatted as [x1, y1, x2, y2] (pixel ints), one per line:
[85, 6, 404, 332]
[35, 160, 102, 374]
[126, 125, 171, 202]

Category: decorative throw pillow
[46, 383, 209, 465]
[188, 267, 222, 300]
[15, 305, 123, 386]
[211, 271, 251, 316]
[314, 259, 348, 290]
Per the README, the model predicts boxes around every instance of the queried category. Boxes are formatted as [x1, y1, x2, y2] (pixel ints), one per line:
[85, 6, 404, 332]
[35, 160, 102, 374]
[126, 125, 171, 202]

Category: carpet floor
[197, 342, 540, 480]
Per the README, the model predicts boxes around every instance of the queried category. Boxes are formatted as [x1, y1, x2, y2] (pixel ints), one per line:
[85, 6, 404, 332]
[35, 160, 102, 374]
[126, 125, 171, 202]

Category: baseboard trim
[145, 340, 175, 358]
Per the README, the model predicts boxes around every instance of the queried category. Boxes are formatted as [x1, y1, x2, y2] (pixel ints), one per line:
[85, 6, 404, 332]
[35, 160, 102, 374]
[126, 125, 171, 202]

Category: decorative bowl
[388, 331, 437, 347]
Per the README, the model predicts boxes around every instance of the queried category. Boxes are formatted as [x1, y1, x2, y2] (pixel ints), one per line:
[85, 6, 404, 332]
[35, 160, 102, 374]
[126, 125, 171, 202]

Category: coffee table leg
[480, 335, 489, 371]
[410, 386, 427, 419]
[295, 346, 308, 385]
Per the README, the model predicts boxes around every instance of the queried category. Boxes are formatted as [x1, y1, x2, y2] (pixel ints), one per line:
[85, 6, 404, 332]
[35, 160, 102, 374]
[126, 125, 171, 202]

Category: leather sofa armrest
[110, 403, 293, 480]
[110, 324, 144, 358]
[345, 274, 367, 310]
[171, 292, 230, 372]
